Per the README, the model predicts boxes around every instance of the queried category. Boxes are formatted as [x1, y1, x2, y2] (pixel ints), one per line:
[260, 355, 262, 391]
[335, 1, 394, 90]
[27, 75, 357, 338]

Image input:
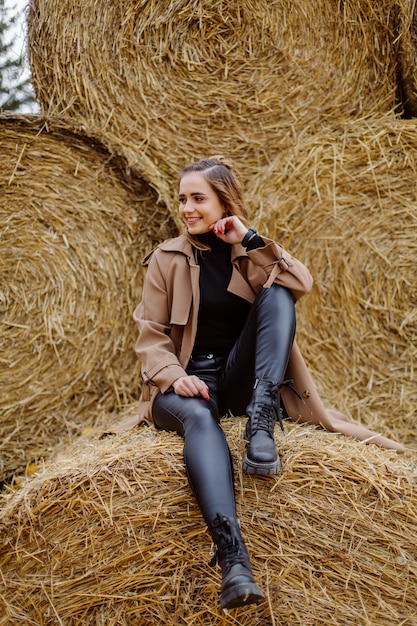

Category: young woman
[132, 156, 404, 610]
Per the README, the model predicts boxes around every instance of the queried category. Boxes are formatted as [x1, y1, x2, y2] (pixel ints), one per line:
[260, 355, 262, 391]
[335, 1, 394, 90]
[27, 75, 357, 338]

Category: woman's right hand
[173, 375, 210, 401]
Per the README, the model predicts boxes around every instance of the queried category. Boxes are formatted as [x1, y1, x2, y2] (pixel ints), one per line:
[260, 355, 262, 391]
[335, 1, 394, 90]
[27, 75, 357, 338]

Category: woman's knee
[258, 284, 296, 328]
[260, 283, 295, 308]
[183, 403, 221, 438]
[153, 392, 219, 437]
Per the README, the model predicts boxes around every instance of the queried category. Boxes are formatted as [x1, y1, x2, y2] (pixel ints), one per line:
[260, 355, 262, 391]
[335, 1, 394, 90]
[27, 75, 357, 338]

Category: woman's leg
[153, 386, 236, 524]
[152, 359, 263, 609]
[219, 284, 296, 474]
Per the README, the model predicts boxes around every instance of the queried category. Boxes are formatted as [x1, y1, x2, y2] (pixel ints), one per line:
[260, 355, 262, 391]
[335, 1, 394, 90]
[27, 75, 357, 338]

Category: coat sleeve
[133, 251, 187, 393]
[246, 239, 313, 301]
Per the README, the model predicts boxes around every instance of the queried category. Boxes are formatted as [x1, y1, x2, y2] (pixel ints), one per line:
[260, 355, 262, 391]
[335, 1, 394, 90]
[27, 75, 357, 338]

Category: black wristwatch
[241, 228, 258, 248]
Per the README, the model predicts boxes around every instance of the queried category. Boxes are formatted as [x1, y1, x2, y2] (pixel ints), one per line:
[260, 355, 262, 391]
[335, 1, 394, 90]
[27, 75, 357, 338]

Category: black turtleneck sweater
[192, 231, 260, 357]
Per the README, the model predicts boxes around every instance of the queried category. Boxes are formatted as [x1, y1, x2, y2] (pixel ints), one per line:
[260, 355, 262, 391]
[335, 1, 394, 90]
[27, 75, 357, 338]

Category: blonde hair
[179, 156, 249, 250]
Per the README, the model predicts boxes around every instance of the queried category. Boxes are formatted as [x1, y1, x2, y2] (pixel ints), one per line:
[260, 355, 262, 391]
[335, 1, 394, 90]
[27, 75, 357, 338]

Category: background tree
[0, 0, 38, 112]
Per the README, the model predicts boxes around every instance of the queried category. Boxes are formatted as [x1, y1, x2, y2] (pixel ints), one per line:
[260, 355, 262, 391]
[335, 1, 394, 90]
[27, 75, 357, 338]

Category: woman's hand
[209, 215, 248, 244]
[173, 375, 210, 401]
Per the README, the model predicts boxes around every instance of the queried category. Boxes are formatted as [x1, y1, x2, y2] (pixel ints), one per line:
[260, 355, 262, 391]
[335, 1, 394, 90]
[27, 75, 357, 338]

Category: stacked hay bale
[24, 0, 415, 450]
[0, 414, 416, 625]
[27, 0, 401, 209]
[24, 0, 416, 449]
[2, 0, 416, 620]
[0, 115, 174, 484]
[246, 116, 417, 449]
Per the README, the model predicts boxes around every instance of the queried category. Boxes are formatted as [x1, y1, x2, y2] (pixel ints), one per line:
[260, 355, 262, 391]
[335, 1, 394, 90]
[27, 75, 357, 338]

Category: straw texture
[3, 3, 417, 621]
[247, 115, 417, 450]
[27, 0, 401, 209]
[1, 412, 416, 625]
[0, 115, 174, 484]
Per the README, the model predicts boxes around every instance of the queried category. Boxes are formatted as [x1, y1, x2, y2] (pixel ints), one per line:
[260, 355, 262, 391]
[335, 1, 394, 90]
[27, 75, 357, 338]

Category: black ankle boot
[209, 513, 264, 610]
[242, 378, 283, 475]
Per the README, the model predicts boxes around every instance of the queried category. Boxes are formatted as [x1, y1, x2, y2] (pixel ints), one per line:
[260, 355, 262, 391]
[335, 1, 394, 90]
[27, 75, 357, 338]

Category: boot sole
[220, 582, 264, 610]
[242, 454, 281, 475]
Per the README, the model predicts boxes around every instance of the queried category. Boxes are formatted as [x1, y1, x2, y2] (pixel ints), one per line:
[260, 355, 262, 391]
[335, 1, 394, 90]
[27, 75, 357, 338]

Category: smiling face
[178, 172, 225, 234]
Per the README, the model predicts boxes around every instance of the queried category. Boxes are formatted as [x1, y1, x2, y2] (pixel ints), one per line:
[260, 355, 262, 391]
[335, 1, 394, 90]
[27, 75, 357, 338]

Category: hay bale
[0, 115, 174, 484]
[0, 410, 416, 624]
[27, 0, 400, 209]
[246, 115, 417, 448]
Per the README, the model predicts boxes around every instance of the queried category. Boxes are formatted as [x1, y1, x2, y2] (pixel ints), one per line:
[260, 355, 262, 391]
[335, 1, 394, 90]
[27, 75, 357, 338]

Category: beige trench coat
[119, 234, 404, 453]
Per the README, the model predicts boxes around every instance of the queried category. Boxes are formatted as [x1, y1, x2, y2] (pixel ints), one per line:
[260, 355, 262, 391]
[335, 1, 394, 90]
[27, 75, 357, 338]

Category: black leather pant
[152, 284, 296, 526]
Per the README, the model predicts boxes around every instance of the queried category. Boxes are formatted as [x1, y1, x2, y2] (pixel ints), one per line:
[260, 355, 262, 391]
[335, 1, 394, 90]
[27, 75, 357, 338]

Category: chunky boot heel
[242, 451, 281, 475]
[209, 513, 264, 610]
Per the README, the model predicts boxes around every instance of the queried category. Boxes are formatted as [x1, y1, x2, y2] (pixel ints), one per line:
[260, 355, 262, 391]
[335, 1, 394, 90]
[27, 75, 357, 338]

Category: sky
[4, 0, 29, 59]
[3, 0, 38, 112]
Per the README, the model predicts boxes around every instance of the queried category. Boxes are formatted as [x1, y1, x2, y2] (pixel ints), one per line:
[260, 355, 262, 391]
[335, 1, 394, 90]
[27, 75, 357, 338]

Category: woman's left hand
[209, 216, 248, 244]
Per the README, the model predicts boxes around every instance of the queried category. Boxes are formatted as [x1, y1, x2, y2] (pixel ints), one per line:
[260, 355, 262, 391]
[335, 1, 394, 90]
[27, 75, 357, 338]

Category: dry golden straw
[27, 0, 401, 210]
[247, 114, 417, 451]
[3, 2, 415, 623]
[1, 411, 416, 625]
[0, 115, 174, 484]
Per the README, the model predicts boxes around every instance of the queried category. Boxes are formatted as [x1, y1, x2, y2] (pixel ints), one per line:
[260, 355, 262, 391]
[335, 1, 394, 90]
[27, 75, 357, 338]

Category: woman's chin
[187, 226, 209, 235]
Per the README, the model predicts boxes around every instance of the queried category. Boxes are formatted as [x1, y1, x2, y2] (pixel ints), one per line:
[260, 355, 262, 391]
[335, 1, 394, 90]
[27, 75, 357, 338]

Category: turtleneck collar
[195, 230, 230, 252]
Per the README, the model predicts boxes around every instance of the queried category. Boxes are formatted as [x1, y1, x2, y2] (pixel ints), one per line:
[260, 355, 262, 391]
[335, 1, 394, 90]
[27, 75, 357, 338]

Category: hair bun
[209, 155, 234, 170]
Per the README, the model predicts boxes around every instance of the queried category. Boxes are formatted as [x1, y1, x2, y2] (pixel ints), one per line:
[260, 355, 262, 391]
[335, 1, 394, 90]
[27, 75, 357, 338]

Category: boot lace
[249, 379, 304, 435]
[251, 399, 279, 435]
[209, 515, 246, 571]
[279, 378, 304, 429]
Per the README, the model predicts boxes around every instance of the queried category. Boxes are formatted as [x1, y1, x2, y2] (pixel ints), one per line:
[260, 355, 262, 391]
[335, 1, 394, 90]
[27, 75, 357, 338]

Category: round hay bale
[0, 115, 175, 484]
[246, 115, 417, 448]
[0, 411, 416, 624]
[27, 0, 400, 209]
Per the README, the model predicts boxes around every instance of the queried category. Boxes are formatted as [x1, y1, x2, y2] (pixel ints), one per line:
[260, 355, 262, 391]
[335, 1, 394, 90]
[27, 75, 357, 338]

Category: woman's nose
[182, 199, 193, 212]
